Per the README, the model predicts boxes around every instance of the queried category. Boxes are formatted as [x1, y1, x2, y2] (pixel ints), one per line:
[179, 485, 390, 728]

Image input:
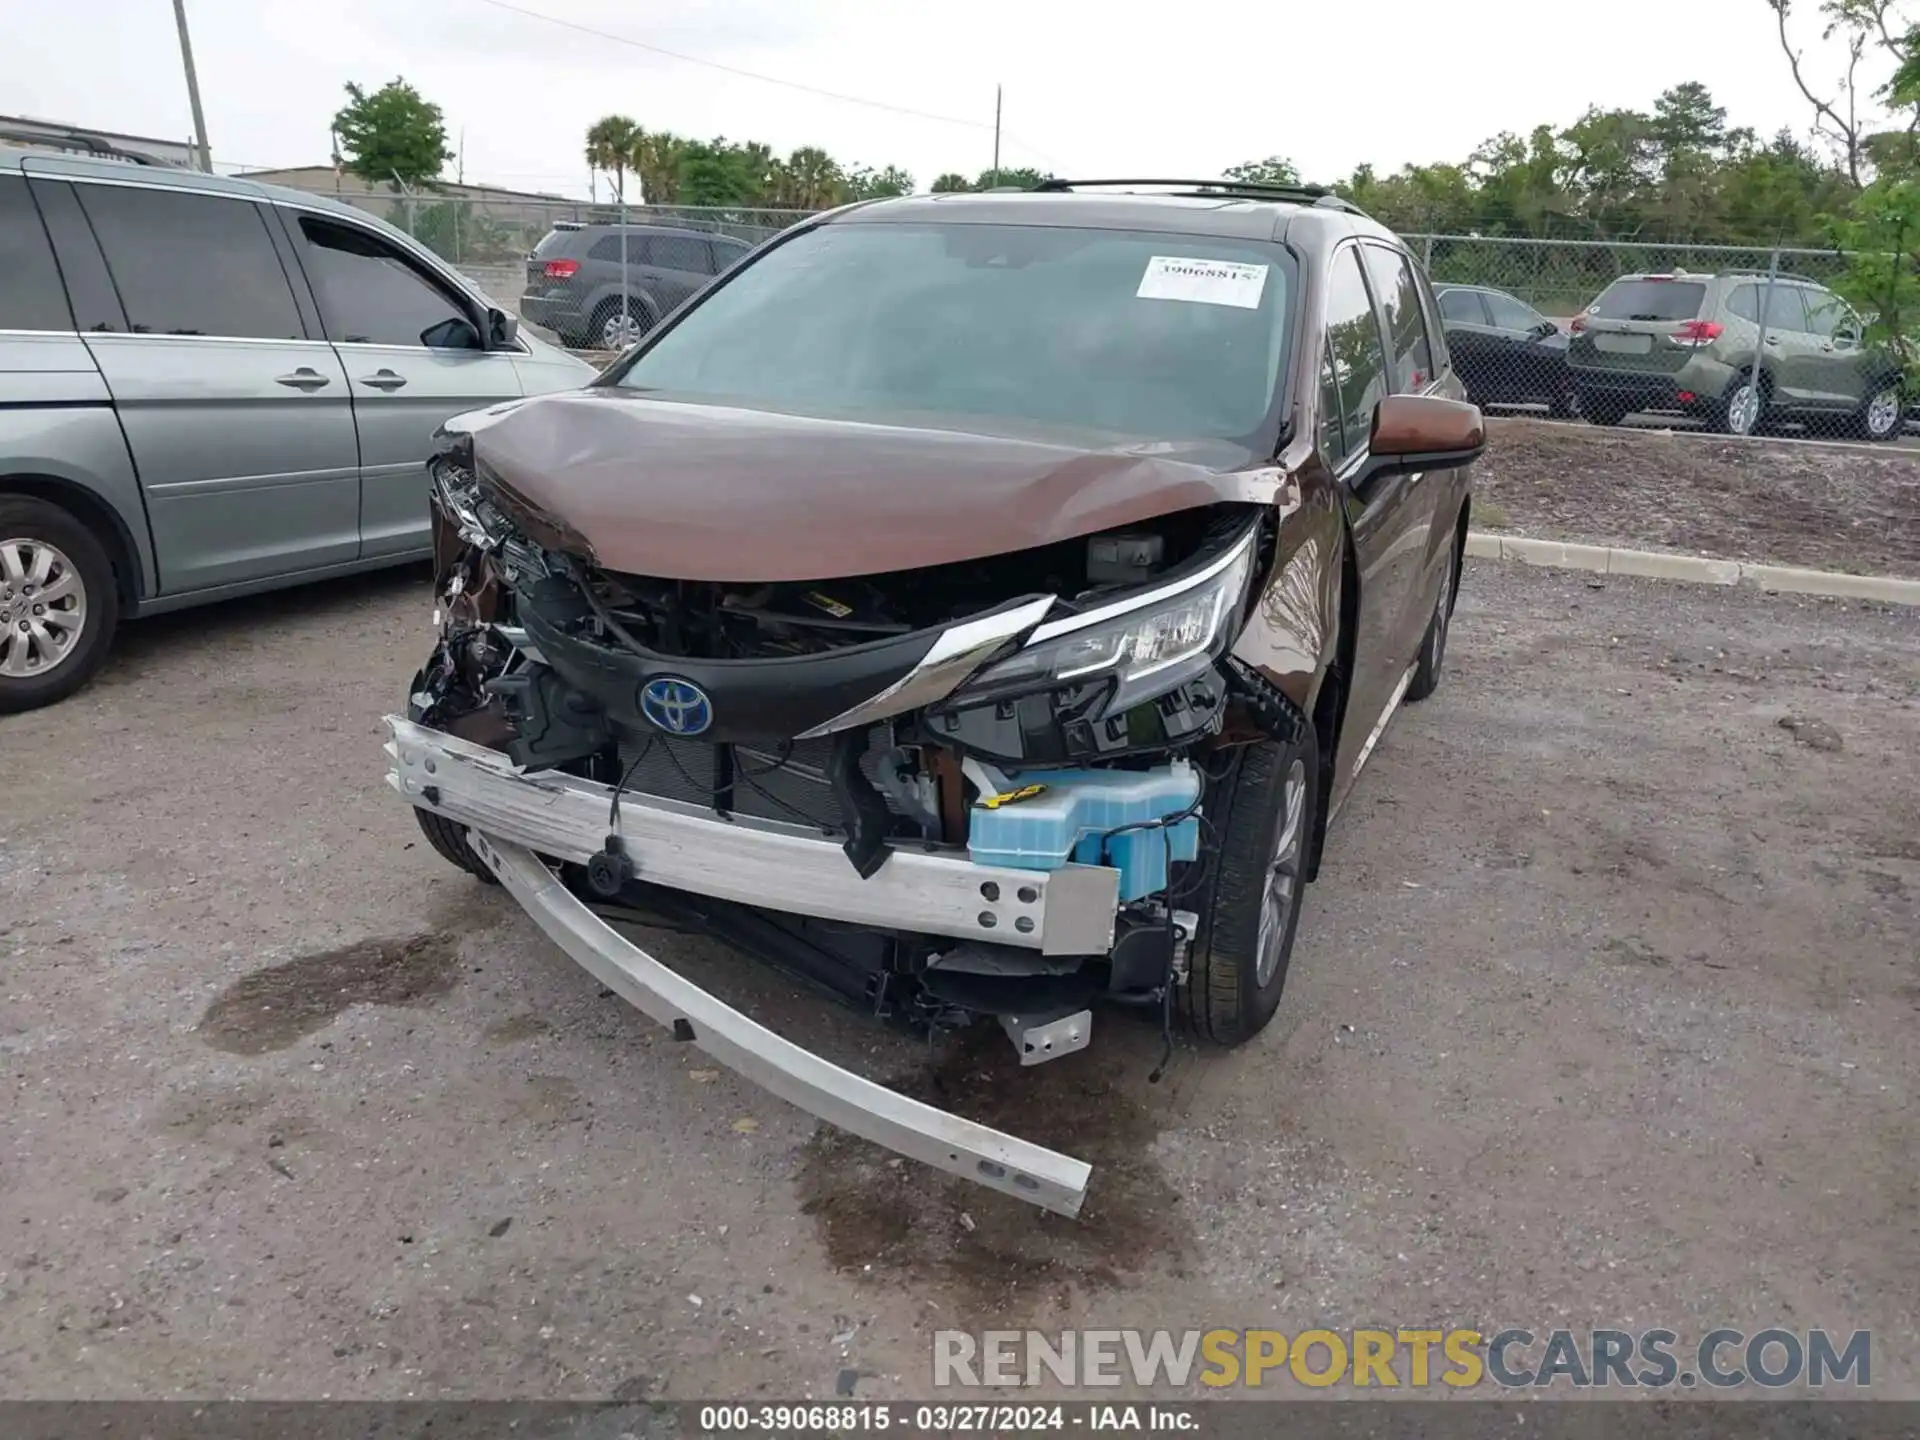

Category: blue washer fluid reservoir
[966, 760, 1202, 903]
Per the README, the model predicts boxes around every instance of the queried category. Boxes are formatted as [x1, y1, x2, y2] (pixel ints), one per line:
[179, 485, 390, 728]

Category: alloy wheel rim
[0, 537, 87, 679]
[1868, 386, 1901, 436]
[1254, 758, 1309, 987]
[601, 310, 645, 349]
[1728, 384, 1761, 435]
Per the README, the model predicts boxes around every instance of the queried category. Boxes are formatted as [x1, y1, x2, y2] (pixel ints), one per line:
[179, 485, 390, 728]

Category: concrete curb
[1464, 532, 1920, 606]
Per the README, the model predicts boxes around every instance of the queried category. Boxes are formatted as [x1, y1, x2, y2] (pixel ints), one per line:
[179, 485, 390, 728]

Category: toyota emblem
[639, 677, 713, 736]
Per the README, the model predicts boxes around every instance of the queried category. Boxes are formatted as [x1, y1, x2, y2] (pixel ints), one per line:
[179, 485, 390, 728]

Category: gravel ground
[1477, 417, 1920, 579]
[2, 562, 1916, 1400]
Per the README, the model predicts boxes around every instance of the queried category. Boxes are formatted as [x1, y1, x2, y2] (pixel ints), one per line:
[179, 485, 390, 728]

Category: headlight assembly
[953, 520, 1259, 711]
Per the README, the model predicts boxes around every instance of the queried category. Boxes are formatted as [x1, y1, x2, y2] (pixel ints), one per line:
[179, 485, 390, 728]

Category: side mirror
[1533, 318, 1560, 337]
[1835, 326, 1860, 348]
[1364, 393, 1485, 481]
[487, 306, 520, 348]
[420, 315, 483, 351]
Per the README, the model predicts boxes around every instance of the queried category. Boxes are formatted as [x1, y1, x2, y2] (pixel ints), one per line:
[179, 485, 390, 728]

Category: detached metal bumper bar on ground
[383, 716, 1096, 1216]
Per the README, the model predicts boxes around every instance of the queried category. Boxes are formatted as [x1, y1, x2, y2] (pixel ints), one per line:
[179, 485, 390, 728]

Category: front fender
[1228, 465, 1345, 718]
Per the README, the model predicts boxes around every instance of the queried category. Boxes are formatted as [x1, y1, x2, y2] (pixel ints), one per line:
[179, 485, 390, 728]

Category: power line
[474, 0, 999, 132]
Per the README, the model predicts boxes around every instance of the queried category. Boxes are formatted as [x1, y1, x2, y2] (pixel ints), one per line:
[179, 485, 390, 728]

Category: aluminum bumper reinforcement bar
[463, 830, 1092, 1216]
[385, 716, 1120, 956]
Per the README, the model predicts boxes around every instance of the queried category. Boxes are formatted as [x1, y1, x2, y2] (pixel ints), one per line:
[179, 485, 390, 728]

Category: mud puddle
[197, 931, 468, 1054]
[794, 1024, 1196, 1319]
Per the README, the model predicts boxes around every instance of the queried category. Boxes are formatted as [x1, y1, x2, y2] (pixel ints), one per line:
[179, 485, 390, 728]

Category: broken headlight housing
[954, 520, 1258, 711]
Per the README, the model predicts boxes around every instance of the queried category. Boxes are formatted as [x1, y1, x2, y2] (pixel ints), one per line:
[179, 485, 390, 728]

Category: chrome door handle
[359, 369, 408, 391]
[274, 367, 330, 390]
[1764, 336, 1780, 345]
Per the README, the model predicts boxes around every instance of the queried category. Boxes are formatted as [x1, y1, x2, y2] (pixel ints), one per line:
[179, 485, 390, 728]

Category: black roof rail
[1710, 268, 1831, 286]
[0, 125, 159, 166]
[1029, 177, 1368, 215]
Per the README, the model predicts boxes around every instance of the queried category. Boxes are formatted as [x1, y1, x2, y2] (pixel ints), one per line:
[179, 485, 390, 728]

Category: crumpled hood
[455, 390, 1281, 581]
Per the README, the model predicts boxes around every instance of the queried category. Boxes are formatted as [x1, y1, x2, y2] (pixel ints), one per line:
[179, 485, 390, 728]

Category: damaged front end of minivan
[385, 396, 1323, 1216]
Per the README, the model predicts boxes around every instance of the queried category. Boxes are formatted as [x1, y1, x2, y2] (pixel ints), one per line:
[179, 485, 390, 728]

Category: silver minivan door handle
[359, 369, 408, 391]
[274, 367, 331, 390]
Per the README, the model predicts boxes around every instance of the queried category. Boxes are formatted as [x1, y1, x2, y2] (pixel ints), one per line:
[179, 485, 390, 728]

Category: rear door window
[1591, 279, 1706, 322]
[590, 233, 642, 262]
[296, 216, 478, 348]
[0, 174, 73, 331]
[77, 183, 304, 339]
[1438, 288, 1489, 324]
[1324, 246, 1391, 457]
[1726, 283, 1807, 330]
[1361, 244, 1435, 391]
[650, 235, 710, 273]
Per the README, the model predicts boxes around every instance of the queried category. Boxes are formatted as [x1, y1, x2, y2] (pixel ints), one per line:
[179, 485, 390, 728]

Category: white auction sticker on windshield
[1136, 255, 1269, 309]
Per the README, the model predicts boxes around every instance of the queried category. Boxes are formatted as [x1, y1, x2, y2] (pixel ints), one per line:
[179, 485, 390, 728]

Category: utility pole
[990, 84, 1002, 188]
[172, 0, 212, 172]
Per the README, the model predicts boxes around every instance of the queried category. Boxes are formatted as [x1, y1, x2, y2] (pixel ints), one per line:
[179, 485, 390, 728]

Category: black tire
[413, 806, 499, 885]
[1547, 389, 1580, 420]
[1853, 379, 1905, 441]
[1583, 398, 1629, 426]
[1406, 531, 1460, 703]
[1180, 724, 1320, 1046]
[0, 495, 120, 715]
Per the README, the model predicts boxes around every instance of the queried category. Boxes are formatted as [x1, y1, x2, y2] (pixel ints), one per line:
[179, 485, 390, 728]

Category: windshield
[607, 220, 1296, 446]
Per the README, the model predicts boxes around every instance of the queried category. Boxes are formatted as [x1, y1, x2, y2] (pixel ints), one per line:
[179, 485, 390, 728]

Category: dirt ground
[1477, 417, 1920, 579]
[1, 562, 1916, 1400]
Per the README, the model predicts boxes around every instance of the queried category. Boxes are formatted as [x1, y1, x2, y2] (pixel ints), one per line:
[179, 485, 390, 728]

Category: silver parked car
[0, 145, 595, 713]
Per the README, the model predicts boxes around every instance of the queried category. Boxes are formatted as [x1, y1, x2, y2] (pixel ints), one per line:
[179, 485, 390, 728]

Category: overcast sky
[0, 0, 1892, 200]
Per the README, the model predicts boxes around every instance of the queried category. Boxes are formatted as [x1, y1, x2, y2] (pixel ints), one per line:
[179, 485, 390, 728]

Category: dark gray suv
[519, 223, 753, 350]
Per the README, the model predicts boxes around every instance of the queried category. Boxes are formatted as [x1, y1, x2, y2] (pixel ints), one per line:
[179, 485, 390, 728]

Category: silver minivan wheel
[0, 536, 87, 679]
[1865, 384, 1903, 439]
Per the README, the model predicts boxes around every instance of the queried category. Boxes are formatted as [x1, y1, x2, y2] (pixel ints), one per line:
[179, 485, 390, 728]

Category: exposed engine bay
[409, 429, 1310, 1072]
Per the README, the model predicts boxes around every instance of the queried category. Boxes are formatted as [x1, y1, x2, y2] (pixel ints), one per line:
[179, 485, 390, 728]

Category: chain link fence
[329, 186, 1907, 443]
[1400, 233, 1901, 442]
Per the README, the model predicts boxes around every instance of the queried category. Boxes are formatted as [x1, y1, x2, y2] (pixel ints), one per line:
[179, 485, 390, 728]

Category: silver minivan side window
[75, 183, 305, 340]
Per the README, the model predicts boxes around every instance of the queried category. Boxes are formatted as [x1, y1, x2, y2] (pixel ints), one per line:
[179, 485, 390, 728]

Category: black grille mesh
[613, 732, 904, 832]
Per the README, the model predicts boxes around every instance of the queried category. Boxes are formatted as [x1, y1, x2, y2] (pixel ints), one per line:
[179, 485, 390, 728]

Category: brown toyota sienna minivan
[395, 179, 1481, 1106]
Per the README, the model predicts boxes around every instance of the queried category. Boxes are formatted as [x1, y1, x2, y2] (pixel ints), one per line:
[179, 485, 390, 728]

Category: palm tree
[631, 130, 689, 205]
[931, 172, 972, 193]
[782, 146, 845, 208]
[584, 114, 642, 203]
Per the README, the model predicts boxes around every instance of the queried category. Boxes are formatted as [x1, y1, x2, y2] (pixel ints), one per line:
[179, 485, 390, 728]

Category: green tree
[846, 164, 914, 199]
[332, 78, 452, 189]
[1826, 177, 1920, 380]
[633, 131, 689, 204]
[1222, 155, 1300, 186]
[931, 172, 972, 192]
[584, 115, 642, 202]
[974, 165, 1047, 190]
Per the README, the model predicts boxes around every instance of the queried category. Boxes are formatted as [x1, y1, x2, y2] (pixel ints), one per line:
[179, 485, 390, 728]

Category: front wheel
[1406, 535, 1459, 703]
[413, 807, 500, 884]
[1180, 725, 1320, 1046]
[0, 496, 119, 714]
[1582, 397, 1629, 426]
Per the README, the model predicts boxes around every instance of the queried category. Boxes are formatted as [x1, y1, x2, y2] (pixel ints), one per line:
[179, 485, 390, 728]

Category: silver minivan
[0, 146, 595, 713]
